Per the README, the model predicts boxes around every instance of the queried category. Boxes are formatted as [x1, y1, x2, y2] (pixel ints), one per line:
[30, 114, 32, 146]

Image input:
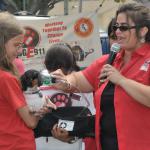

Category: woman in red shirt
[50, 3, 150, 150]
[0, 12, 56, 150]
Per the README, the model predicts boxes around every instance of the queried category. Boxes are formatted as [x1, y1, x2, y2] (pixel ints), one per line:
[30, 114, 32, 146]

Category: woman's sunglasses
[112, 24, 137, 32]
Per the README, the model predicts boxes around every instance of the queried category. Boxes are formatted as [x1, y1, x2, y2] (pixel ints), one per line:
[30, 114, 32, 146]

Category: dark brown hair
[116, 3, 150, 42]
[45, 43, 80, 74]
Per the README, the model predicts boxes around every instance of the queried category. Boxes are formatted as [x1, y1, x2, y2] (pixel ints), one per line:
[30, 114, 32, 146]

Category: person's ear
[140, 26, 148, 37]
[139, 26, 148, 43]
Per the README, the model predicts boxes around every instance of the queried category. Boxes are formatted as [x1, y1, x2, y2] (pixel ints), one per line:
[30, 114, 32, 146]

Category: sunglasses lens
[119, 26, 129, 32]
[112, 25, 118, 31]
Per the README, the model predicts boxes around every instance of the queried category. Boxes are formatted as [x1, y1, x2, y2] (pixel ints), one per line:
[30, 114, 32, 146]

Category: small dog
[20, 69, 42, 93]
[21, 69, 44, 112]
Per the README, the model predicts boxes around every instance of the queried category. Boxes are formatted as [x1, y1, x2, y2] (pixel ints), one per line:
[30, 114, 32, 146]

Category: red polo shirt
[0, 70, 36, 150]
[82, 43, 150, 150]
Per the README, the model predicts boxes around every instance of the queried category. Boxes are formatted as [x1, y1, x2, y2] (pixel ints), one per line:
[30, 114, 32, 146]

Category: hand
[51, 124, 74, 142]
[99, 64, 126, 85]
[44, 95, 57, 110]
[32, 96, 57, 117]
[50, 69, 70, 91]
[50, 69, 66, 80]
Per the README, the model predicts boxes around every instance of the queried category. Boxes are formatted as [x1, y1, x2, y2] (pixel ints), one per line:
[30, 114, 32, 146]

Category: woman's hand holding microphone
[99, 64, 126, 86]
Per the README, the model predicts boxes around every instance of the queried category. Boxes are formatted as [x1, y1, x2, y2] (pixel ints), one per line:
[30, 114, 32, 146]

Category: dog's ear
[37, 73, 43, 86]
[20, 74, 28, 91]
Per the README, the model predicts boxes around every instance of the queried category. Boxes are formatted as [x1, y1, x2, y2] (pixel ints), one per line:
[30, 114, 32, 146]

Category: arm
[18, 106, 40, 129]
[67, 71, 94, 93]
[18, 96, 57, 129]
[2, 74, 56, 129]
[51, 124, 77, 143]
[101, 64, 150, 107]
[51, 69, 93, 93]
[51, 57, 107, 93]
[118, 78, 150, 107]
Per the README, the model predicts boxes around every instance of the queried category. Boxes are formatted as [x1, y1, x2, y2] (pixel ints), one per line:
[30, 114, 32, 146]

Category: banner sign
[17, 12, 102, 71]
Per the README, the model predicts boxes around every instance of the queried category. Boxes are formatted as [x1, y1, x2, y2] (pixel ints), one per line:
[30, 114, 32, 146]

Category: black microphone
[100, 43, 120, 82]
[106, 43, 121, 65]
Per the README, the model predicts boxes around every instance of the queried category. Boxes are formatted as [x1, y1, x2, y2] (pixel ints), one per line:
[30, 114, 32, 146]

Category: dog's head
[21, 69, 42, 91]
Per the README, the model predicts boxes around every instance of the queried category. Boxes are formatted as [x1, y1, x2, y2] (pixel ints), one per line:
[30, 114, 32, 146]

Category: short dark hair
[45, 43, 80, 74]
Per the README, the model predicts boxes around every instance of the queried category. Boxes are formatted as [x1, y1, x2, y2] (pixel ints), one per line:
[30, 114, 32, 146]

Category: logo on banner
[23, 27, 40, 48]
[74, 17, 94, 37]
[21, 27, 44, 58]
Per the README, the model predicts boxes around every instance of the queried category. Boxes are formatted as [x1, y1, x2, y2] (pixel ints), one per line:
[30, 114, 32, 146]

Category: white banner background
[17, 12, 102, 71]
